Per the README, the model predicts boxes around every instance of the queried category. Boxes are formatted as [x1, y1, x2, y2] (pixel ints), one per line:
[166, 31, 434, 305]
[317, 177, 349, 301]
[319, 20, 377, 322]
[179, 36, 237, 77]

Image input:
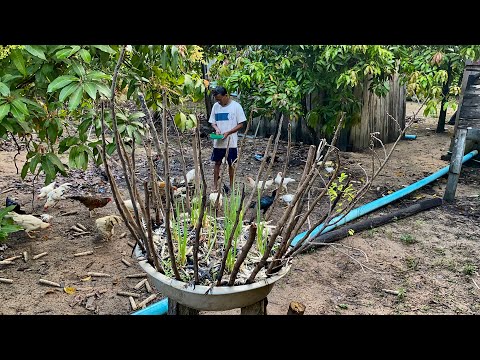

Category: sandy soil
[0, 101, 479, 315]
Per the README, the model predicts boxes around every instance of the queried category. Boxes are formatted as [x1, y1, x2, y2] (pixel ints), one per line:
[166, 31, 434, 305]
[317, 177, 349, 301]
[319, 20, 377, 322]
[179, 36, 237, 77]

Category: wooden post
[240, 297, 268, 315]
[444, 127, 468, 202]
[167, 299, 199, 315]
[287, 301, 306, 315]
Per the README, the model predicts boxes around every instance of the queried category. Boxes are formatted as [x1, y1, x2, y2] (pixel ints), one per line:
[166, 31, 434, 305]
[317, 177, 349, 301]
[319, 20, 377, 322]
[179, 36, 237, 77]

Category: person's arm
[223, 122, 244, 138]
[211, 123, 222, 134]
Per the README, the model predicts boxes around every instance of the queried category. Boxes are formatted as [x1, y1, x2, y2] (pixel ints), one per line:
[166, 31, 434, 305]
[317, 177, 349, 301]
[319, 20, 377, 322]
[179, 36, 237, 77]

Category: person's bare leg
[214, 161, 221, 190]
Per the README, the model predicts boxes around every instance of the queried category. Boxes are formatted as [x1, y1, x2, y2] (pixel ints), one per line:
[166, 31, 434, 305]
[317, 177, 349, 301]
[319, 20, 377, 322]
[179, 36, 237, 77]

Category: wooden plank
[444, 128, 468, 202]
[449, 60, 473, 152]
[466, 128, 480, 141]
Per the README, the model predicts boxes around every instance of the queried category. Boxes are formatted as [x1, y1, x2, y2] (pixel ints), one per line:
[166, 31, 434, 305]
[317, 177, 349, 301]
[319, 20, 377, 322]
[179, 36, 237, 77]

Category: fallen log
[310, 197, 443, 246]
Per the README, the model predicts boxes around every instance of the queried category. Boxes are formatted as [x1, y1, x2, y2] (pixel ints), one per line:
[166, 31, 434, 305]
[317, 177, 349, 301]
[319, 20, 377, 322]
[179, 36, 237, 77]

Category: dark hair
[211, 86, 227, 96]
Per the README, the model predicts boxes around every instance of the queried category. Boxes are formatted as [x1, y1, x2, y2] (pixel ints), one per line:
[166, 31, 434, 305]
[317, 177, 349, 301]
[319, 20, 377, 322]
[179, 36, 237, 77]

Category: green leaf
[0, 82, 10, 97]
[2, 74, 23, 83]
[10, 103, 25, 121]
[76, 151, 88, 170]
[21, 161, 29, 179]
[41, 156, 56, 184]
[71, 62, 86, 77]
[78, 49, 91, 63]
[29, 153, 41, 173]
[0, 205, 17, 219]
[47, 75, 79, 93]
[85, 71, 110, 81]
[0, 103, 10, 121]
[24, 45, 46, 60]
[59, 82, 80, 102]
[69, 46, 81, 56]
[68, 146, 78, 167]
[130, 112, 145, 120]
[1, 118, 14, 132]
[106, 143, 116, 156]
[47, 153, 66, 173]
[68, 85, 83, 111]
[83, 82, 97, 100]
[11, 99, 29, 115]
[0, 224, 24, 234]
[56, 46, 80, 59]
[10, 49, 26, 76]
[92, 45, 116, 54]
[96, 83, 111, 98]
[47, 122, 58, 144]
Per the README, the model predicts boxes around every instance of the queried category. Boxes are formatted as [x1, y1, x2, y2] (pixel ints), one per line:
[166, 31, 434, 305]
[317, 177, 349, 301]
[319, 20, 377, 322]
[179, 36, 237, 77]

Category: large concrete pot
[135, 246, 290, 311]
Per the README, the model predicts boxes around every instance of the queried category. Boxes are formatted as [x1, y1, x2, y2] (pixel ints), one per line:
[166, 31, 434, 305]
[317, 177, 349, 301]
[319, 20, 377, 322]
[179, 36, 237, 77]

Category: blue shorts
[211, 148, 238, 165]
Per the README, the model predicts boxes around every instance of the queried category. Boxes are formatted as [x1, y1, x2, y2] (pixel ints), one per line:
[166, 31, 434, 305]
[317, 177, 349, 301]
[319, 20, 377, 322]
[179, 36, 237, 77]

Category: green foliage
[173, 199, 189, 267]
[3, 43, 480, 189]
[327, 172, 356, 213]
[0, 45, 204, 186]
[395, 45, 480, 120]
[462, 263, 477, 276]
[400, 233, 417, 245]
[256, 188, 267, 255]
[223, 185, 244, 272]
[0, 205, 24, 243]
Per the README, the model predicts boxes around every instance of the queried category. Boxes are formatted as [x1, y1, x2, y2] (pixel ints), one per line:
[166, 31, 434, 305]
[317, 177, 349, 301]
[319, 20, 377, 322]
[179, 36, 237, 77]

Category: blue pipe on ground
[134, 149, 479, 315]
[290, 149, 478, 246]
[131, 297, 168, 315]
[404, 134, 417, 140]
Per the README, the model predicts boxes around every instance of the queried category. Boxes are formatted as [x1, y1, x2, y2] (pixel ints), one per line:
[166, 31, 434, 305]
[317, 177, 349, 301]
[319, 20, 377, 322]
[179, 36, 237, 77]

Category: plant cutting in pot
[98, 46, 416, 314]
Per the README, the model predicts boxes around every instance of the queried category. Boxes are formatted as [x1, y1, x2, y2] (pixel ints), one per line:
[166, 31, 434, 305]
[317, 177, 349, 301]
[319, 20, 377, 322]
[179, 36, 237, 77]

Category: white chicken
[281, 194, 294, 204]
[6, 212, 51, 238]
[43, 183, 72, 210]
[209, 192, 223, 208]
[245, 176, 274, 190]
[274, 172, 295, 191]
[37, 181, 56, 199]
[95, 215, 123, 241]
[180, 168, 196, 184]
[123, 199, 140, 213]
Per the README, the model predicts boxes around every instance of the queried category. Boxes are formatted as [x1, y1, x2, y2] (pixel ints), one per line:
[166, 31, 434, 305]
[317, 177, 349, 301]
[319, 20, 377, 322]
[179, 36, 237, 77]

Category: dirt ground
[0, 101, 479, 315]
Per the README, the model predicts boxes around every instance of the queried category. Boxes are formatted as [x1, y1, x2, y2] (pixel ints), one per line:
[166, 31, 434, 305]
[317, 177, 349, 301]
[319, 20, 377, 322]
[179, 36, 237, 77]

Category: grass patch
[462, 263, 477, 276]
[404, 256, 419, 270]
[400, 233, 417, 245]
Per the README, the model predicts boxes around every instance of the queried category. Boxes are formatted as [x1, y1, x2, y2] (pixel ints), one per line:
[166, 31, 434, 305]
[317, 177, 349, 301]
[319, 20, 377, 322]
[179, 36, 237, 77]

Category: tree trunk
[436, 61, 453, 133]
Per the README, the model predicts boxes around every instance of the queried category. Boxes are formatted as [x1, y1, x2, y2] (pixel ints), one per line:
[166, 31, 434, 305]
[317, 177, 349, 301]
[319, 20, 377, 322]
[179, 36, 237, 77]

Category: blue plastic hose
[290, 149, 478, 246]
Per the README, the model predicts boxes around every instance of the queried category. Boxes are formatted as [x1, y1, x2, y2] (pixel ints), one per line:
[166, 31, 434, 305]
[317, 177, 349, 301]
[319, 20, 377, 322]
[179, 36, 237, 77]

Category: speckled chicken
[95, 215, 122, 241]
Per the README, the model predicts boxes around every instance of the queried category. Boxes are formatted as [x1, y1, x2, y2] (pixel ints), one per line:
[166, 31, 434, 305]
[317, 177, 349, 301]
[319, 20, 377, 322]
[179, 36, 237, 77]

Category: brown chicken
[69, 195, 112, 217]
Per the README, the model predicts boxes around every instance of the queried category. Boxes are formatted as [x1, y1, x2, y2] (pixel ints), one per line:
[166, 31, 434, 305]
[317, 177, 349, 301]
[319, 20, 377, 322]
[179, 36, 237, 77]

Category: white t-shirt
[208, 100, 247, 148]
